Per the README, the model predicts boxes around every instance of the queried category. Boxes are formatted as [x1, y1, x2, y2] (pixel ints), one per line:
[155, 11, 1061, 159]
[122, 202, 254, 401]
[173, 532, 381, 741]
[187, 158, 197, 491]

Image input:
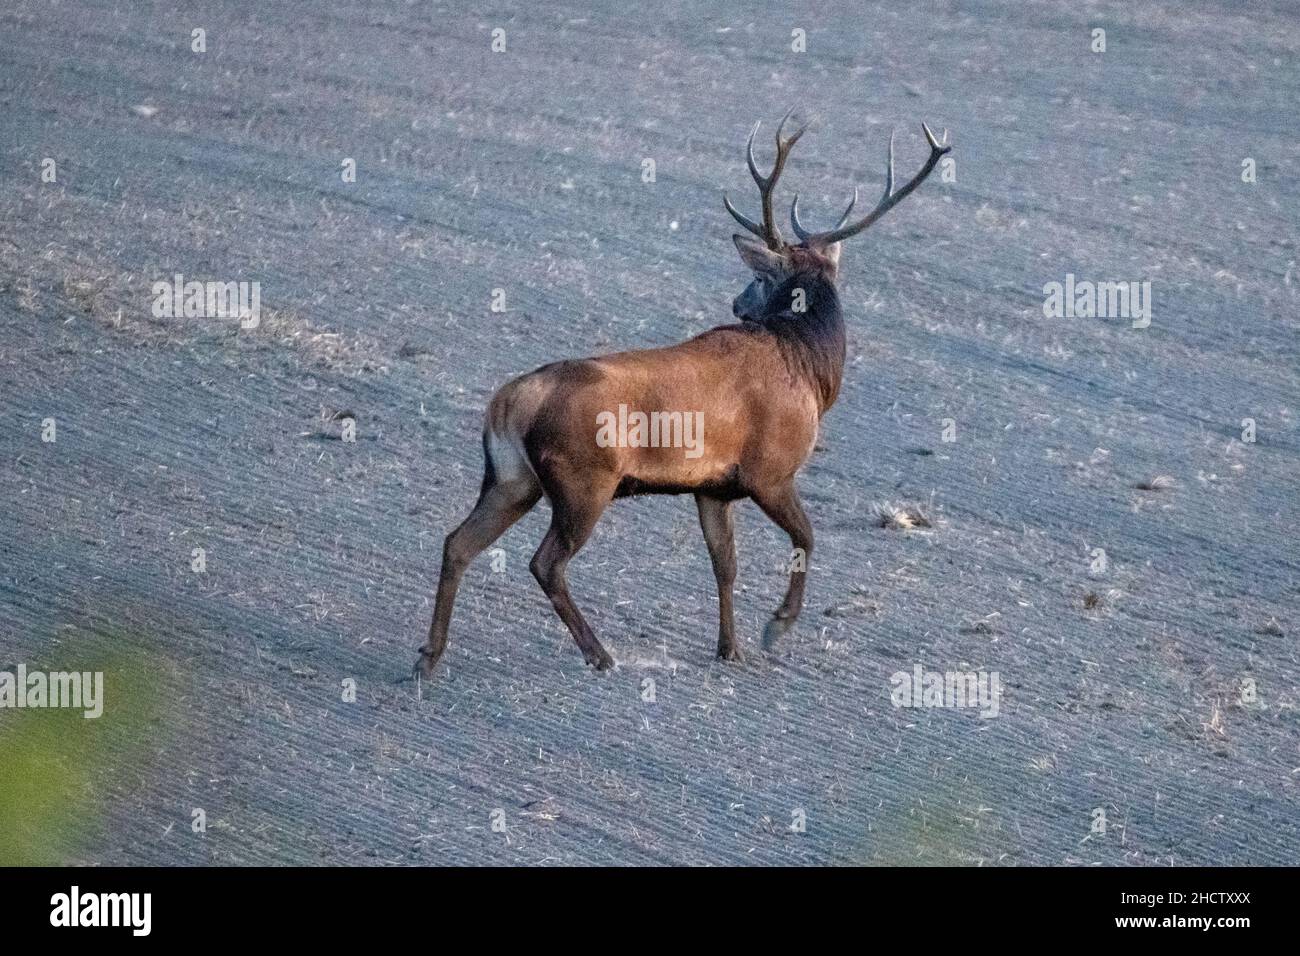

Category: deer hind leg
[750, 480, 813, 650]
[529, 469, 617, 670]
[696, 494, 740, 661]
[416, 474, 541, 679]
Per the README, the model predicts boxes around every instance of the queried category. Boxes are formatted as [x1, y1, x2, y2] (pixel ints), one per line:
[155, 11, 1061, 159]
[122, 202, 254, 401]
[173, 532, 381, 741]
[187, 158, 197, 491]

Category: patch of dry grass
[870, 501, 933, 531]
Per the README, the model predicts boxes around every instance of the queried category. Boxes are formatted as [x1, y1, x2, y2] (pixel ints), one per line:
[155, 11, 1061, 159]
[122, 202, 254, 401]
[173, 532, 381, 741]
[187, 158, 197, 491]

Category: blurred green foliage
[0, 644, 165, 865]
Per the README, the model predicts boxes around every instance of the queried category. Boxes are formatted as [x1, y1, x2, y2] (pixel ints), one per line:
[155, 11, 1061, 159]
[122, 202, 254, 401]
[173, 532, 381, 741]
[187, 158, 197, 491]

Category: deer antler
[723, 108, 807, 250]
[790, 122, 951, 246]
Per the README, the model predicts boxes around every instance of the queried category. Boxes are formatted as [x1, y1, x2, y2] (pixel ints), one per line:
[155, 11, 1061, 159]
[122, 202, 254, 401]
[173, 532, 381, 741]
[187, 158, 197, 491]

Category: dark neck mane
[755, 271, 846, 414]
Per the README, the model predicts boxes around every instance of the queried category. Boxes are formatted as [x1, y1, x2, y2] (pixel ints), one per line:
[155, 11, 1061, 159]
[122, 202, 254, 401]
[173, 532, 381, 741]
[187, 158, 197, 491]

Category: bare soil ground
[1, 0, 1297, 864]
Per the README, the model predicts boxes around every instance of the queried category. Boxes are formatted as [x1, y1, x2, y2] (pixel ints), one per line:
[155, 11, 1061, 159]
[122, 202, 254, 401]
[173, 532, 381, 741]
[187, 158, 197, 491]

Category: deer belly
[597, 405, 736, 495]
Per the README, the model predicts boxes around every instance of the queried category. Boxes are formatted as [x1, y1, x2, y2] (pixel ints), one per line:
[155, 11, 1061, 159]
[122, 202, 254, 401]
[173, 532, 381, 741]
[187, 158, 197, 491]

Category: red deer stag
[415, 110, 951, 678]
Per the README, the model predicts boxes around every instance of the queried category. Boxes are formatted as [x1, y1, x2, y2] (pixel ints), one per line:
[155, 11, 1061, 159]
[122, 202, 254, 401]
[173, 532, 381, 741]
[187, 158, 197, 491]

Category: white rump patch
[487, 428, 536, 484]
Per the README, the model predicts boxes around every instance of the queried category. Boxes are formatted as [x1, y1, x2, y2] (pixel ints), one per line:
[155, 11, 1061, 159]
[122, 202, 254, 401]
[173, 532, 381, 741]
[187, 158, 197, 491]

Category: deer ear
[733, 234, 784, 274]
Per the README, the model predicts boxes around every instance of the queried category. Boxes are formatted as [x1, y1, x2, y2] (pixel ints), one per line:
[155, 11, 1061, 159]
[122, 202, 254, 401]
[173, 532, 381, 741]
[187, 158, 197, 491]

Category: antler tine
[754, 108, 807, 188]
[722, 192, 765, 239]
[744, 120, 765, 189]
[922, 121, 949, 150]
[790, 193, 809, 241]
[790, 186, 858, 242]
[796, 121, 952, 247]
[882, 130, 895, 203]
[835, 186, 860, 228]
[724, 108, 806, 250]
[773, 107, 808, 160]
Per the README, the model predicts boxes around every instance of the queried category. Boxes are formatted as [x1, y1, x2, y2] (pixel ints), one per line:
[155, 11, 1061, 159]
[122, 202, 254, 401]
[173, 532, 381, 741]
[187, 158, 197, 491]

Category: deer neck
[759, 272, 846, 415]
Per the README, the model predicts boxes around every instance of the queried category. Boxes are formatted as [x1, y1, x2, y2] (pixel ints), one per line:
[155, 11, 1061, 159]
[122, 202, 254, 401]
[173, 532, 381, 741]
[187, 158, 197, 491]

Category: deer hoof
[413, 646, 440, 680]
[588, 650, 616, 670]
[762, 616, 792, 650]
[716, 644, 744, 663]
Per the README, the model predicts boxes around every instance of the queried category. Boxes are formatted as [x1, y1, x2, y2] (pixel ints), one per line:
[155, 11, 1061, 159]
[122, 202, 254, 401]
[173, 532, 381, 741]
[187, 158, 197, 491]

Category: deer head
[725, 110, 952, 321]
